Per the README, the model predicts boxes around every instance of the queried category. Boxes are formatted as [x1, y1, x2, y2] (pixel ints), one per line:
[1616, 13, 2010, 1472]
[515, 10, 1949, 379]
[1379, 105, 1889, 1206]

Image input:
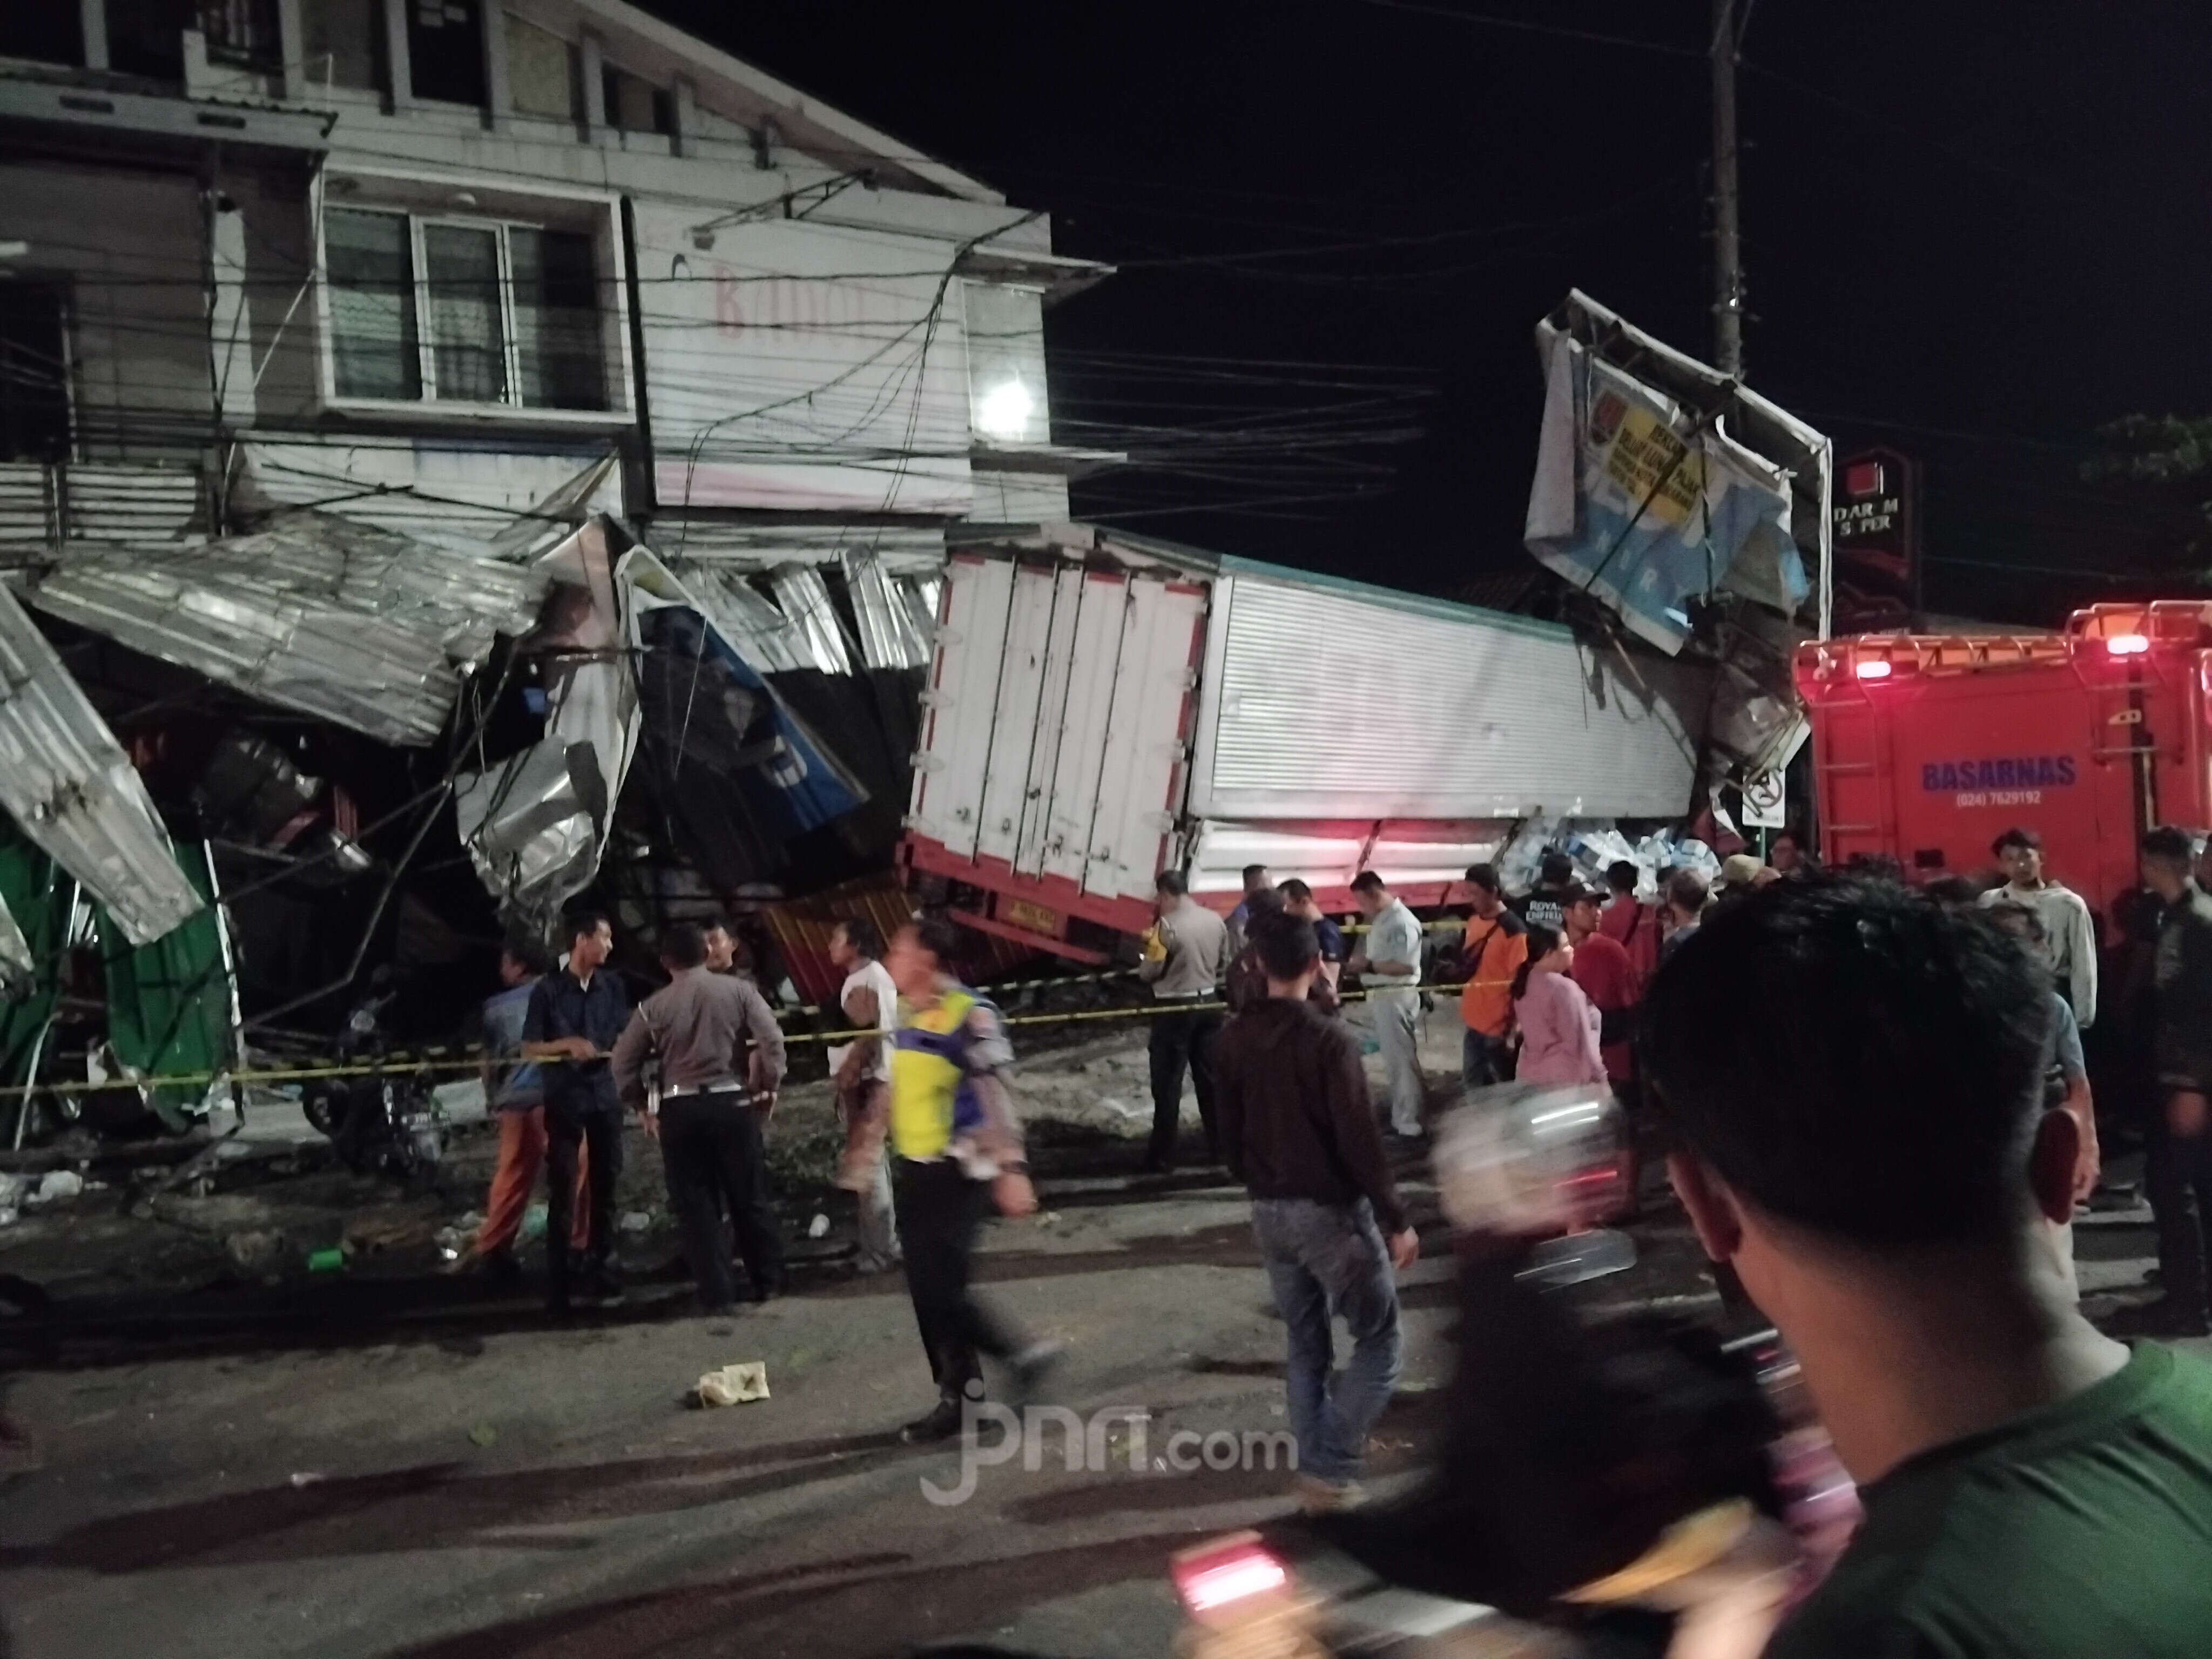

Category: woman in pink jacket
[1511, 926, 1608, 1088]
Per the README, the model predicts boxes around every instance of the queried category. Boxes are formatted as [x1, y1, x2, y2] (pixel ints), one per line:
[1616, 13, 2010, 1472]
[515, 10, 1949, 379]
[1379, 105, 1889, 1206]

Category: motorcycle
[1170, 1082, 1859, 1659]
[301, 974, 445, 1177]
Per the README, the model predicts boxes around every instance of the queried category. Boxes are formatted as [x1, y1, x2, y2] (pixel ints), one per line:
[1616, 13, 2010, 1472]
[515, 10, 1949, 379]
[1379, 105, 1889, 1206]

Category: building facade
[0, 0, 1108, 569]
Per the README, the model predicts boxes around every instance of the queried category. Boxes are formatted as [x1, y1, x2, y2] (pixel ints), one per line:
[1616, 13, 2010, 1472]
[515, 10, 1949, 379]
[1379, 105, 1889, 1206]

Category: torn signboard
[1525, 290, 1832, 653]
[21, 514, 545, 747]
[0, 586, 203, 945]
[624, 548, 868, 891]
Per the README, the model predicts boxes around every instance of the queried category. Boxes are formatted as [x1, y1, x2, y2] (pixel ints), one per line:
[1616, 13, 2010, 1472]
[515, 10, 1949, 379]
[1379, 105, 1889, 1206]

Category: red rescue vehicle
[1796, 602, 2212, 925]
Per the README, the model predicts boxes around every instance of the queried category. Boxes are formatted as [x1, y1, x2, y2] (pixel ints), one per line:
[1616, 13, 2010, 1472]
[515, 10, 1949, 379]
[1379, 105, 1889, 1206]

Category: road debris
[692, 1361, 770, 1407]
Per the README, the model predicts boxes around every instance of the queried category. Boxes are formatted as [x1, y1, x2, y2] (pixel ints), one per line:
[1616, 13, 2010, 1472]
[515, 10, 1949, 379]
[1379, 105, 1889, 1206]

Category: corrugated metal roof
[22, 514, 547, 748]
[844, 549, 934, 670]
[0, 586, 203, 946]
[767, 565, 855, 676]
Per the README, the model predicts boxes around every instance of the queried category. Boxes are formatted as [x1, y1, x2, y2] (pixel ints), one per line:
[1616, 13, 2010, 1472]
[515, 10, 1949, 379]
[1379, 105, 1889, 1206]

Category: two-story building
[0, 0, 1109, 573]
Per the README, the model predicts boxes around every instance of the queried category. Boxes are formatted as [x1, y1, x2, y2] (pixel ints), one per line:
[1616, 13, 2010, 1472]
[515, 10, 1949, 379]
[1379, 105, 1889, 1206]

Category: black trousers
[545, 1106, 623, 1303]
[894, 1157, 1026, 1400]
[659, 1091, 783, 1308]
[2147, 1115, 2212, 1319]
[1148, 1006, 1222, 1168]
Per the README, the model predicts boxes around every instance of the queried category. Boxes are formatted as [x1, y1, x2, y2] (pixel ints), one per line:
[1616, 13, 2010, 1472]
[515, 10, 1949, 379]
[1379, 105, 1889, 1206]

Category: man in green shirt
[1642, 874, 2212, 1657]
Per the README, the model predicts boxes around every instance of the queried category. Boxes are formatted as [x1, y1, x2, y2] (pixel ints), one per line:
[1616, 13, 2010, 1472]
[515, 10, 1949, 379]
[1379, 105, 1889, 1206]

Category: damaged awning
[0, 585, 204, 945]
[19, 512, 546, 747]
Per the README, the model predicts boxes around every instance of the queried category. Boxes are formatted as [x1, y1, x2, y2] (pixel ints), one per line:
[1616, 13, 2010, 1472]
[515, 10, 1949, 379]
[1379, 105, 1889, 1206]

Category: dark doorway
[0, 282, 75, 463]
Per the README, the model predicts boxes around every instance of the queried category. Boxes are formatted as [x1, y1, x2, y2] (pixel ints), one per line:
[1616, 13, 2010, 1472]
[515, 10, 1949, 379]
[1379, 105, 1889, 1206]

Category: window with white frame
[323, 207, 607, 410]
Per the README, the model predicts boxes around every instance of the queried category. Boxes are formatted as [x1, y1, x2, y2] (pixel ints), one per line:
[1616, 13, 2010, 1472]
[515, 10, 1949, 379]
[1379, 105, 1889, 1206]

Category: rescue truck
[1796, 602, 2212, 923]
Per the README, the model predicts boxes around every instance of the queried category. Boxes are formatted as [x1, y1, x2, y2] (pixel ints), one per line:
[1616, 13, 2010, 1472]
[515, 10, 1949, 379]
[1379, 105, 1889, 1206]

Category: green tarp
[97, 843, 232, 1129]
[0, 826, 69, 1091]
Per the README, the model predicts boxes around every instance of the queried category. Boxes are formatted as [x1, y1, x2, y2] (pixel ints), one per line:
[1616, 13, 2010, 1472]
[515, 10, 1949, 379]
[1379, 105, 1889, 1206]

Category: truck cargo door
[974, 563, 1061, 868]
[1038, 571, 1134, 889]
[1082, 577, 1207, 902]
[909, 554, 1014, 860]
[1013, 565, 1087, 879]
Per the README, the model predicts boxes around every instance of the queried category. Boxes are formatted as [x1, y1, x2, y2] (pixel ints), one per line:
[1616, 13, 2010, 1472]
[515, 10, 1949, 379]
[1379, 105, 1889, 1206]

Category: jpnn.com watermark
[922, 1390, 1298, 1506]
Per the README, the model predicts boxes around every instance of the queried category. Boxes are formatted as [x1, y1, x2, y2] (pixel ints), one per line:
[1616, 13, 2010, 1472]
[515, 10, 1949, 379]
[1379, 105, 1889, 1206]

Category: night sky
[649, 2, 2212, 624]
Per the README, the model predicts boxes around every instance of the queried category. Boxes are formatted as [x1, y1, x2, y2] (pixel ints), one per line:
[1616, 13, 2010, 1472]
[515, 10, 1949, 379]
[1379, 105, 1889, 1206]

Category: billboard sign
[1525, 335, 1809, 654]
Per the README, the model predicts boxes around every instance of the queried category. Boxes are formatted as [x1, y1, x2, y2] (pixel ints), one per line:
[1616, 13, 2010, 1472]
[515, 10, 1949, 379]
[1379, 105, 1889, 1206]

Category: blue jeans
[1251, 1196, 1404, 1483]
[1462, 1028, 1510, 1090]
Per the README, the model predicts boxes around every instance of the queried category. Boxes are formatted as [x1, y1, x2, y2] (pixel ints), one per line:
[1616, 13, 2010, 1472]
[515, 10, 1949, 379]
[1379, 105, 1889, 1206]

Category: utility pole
[1710, 0, 1744, 380]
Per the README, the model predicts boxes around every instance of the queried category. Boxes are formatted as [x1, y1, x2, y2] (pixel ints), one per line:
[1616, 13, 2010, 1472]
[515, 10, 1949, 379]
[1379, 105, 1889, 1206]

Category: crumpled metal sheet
[456, 517, 640, 923]
[682, 568, 814, 675]
[844, 549, 933, 670]
[23, 514, 547, 747]
[0, 585, 203, 945]
[766, 564, 854, 676]
[455, 739, 609, 930]
[0, 886, 32, 995]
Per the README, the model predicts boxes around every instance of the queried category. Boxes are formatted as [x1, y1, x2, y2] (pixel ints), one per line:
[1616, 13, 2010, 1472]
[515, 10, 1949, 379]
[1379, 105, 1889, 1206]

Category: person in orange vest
[1458, 864, 1528, 1090]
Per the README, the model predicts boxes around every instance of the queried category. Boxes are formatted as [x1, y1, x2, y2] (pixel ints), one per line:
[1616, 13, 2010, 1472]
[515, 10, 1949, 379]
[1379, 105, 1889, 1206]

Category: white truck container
[902, 526, 1708, 960]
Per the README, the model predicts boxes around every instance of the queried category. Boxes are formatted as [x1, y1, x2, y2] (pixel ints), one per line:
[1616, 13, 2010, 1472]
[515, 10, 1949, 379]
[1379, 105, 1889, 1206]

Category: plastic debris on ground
[25, 1170, 83, 1206]
[693, 1362, 771, 1407]
[1499, 815, 1721, 902]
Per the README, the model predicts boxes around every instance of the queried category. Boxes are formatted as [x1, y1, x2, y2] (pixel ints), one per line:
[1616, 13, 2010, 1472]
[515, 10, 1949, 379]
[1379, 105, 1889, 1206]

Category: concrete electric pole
[1710, 0, 1745, 380]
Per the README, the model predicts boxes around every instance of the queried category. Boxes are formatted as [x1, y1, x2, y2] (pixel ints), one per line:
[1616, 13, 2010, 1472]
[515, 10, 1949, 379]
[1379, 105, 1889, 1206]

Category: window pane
[603, 65, 664, 133]
[304, 0, 381, 91]
[325, 208, 420, 400]
[511, 229, 606, 410]
[504, 14, 576, 121]
[407, 0, 485, 106]
[422, 224, 507, 403]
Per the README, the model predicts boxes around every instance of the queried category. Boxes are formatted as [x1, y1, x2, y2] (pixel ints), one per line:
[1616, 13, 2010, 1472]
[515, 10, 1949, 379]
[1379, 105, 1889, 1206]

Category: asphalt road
[0, 1015, 2195, 1659]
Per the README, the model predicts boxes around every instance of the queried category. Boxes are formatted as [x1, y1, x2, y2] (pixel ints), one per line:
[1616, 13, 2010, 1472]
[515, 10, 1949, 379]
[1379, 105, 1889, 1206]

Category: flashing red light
[1854, 659, 1894, 681]
[2107, 633, 2152, 657]
[1174, 1545, 1289, 1613]
[1844, 460, 1886, 498]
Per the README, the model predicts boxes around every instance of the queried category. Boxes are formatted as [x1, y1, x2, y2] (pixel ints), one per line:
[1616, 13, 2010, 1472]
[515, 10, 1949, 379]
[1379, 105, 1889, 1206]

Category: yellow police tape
[0, 976, 1513, 1102]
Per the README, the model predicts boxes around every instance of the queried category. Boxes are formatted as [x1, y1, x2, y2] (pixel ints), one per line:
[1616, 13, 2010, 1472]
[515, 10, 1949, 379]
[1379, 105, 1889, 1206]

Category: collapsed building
[0, 1, 1105, 1139]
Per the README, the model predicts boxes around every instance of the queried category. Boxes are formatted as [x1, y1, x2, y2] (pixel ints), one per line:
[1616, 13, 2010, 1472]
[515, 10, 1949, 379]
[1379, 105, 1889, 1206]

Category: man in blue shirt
[522, 909, 631, 1311]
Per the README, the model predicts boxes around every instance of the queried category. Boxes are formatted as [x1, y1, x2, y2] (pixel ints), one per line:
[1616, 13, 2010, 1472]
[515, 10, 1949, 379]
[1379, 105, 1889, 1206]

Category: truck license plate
[1002, 898, 1061, 936]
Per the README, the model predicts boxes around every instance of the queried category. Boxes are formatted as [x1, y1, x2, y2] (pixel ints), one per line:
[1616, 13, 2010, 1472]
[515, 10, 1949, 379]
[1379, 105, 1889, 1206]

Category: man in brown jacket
[612, 922, 787, 1312]
[1215, 909, 1418, 1512]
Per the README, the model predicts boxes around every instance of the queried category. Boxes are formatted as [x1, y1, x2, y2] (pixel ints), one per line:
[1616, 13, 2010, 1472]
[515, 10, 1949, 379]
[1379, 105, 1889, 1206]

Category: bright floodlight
[977, 378, 1034, 442]
[1854, 659, 1893, 680]
[2107, 633, 2152, 656]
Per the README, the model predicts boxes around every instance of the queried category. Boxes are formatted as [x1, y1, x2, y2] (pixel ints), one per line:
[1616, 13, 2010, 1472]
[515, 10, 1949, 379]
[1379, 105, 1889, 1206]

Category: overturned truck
[901, 525, 1713, 962]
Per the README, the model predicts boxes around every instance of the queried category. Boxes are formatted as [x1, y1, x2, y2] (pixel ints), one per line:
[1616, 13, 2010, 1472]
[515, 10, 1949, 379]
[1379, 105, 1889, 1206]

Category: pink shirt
[1513, 969, 1608, 1088]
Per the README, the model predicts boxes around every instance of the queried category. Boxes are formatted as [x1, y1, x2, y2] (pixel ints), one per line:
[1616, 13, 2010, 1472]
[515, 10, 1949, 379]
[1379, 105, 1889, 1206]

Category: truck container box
[904, 530, 1710, 958]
